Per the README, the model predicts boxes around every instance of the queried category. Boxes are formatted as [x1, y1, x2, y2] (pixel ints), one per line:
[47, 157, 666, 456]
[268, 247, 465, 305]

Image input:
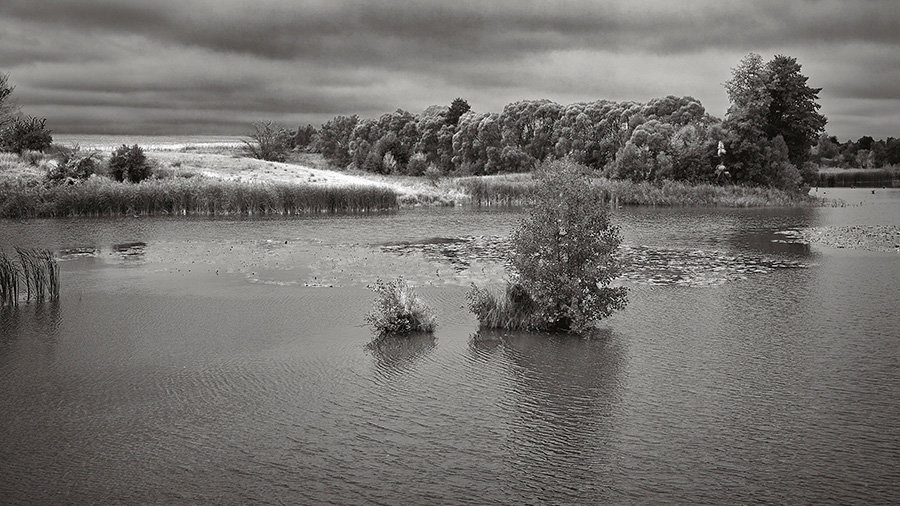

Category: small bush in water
[365, 277, 436, 336]
[468, 160, 628, 334]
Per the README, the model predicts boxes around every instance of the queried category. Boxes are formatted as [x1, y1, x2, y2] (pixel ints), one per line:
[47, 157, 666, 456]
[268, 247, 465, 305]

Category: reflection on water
[470, 329, 625, 503]
[367, 333, 437, 378]
[0, 301, 61, 370]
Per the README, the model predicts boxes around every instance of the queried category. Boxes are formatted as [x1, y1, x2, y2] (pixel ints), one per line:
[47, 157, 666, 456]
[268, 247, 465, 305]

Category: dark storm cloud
[3, 0, 897, 62]
[1, 0, 898, 137]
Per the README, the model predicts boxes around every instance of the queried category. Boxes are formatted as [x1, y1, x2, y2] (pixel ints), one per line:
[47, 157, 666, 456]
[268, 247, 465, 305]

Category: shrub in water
[365, 277, 437, 336]
[109, 144, 151, 183]
[468, 160, 628, 333]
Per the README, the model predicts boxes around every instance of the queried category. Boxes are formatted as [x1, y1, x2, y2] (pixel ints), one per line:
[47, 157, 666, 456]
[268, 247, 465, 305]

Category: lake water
[1, 189, 898, 503]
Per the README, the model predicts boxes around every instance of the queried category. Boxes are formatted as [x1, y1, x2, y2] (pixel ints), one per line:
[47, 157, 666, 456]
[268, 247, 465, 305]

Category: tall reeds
[0, 248, 59, 306]
[454, 175, 817, 207]
[0, 178, 399, 218]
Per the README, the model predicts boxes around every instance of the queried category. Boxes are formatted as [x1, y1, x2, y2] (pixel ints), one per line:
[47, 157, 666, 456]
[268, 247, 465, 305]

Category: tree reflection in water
[469, 329, 627, 503]
[366, 332, 437, 379]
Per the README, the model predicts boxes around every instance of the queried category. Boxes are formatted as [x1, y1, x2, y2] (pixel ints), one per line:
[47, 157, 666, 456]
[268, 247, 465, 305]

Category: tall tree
[723, 53, 826, 188]
[445, 98, 471, 127]
[763, 55, 827, 167]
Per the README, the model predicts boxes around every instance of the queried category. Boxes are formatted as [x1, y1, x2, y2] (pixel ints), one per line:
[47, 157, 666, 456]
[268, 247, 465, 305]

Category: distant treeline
[292, 54, 895, 193]
[812, 135, 900, 169]
[816, 168, 899, 188]
[302, 96, 725, 183]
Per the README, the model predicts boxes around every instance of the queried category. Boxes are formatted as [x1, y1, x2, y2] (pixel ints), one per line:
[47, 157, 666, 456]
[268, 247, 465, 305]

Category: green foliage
[109, 144, 151, 183]
[469, 161, 628, 334]
[244, 121, 294, 162]
[0, 116, 52, 154]
[365, 277, 436, 336]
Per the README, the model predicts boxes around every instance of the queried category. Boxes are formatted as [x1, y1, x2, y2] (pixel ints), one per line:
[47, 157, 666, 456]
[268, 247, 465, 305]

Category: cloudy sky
[1, 0, 897, 139]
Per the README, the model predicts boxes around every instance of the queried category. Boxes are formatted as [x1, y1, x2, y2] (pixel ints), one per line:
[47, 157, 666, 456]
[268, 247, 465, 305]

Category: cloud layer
[1, 0, 897, 138]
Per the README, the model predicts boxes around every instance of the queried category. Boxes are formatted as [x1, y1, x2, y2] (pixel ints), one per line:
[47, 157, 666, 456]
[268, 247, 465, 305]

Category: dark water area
[1, 189, 898, 504]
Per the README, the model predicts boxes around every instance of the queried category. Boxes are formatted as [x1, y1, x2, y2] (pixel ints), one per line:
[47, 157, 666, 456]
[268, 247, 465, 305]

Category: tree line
[812, 134, 900, 169]
[296, 54, 843, 191]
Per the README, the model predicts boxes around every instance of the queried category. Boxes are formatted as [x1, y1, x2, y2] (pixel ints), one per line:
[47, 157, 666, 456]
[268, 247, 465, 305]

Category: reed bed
[0, 248, 59, 306]
[452, 175, 816, 207]
[454, 175, 535, 206]
[816, 168, 899, 188]
[0, 177, 399, 218]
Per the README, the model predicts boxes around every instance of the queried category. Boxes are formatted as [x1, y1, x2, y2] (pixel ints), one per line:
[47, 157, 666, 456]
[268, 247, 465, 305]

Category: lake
[1, 189, 898, 503]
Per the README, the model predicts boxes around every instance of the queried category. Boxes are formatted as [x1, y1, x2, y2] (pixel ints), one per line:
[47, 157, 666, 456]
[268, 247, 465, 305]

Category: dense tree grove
[812, 134, 900, 168]
[312, 95, 727, 182]
[302, 55, 854, 191]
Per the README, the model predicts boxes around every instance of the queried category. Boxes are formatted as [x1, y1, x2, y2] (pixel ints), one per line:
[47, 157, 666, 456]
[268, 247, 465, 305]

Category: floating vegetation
[0, 248, 60, 306]
[379, 235, 808, 286]
[778, 225, 900, 253]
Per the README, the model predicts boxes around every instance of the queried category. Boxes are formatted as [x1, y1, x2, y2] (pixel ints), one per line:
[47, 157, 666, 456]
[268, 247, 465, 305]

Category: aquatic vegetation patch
[0, 177, 399, 218]
[0, 248, 59, 306]
[450, 172, 818, 207]
[779, 225, 900, 253]
[365, 277, 437, 336]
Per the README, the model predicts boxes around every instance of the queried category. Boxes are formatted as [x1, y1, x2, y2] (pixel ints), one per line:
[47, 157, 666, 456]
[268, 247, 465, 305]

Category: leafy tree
[614, 119, 675, 181]
[722, 53, 825, 188]
[500, 99, 563, 163]
[445, 98, 471, 127]
[0, 115, 52, 154]
[469, 160, 628, 333]
[885, 138, 900, 166]
[763, 55, 827, 167]
[317, 115, 358, 167]
[108, 144, 151, 183]
[294, 124, 317, 150]
[243, 121, 293, 162]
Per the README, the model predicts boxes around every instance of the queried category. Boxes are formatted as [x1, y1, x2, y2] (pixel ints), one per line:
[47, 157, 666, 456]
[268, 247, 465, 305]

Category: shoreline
[1, 147, 822, 218]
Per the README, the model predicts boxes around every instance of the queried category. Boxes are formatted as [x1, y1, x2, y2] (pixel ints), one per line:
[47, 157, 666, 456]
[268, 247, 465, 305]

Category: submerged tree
[469, 160, 628, 334]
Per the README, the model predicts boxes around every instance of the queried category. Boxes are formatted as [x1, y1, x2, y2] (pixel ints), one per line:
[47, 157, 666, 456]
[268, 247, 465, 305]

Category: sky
[1, 0, 897, 140]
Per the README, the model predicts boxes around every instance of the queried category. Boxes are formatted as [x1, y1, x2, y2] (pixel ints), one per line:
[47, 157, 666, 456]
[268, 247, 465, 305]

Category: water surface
[1, 190, 898, 503]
